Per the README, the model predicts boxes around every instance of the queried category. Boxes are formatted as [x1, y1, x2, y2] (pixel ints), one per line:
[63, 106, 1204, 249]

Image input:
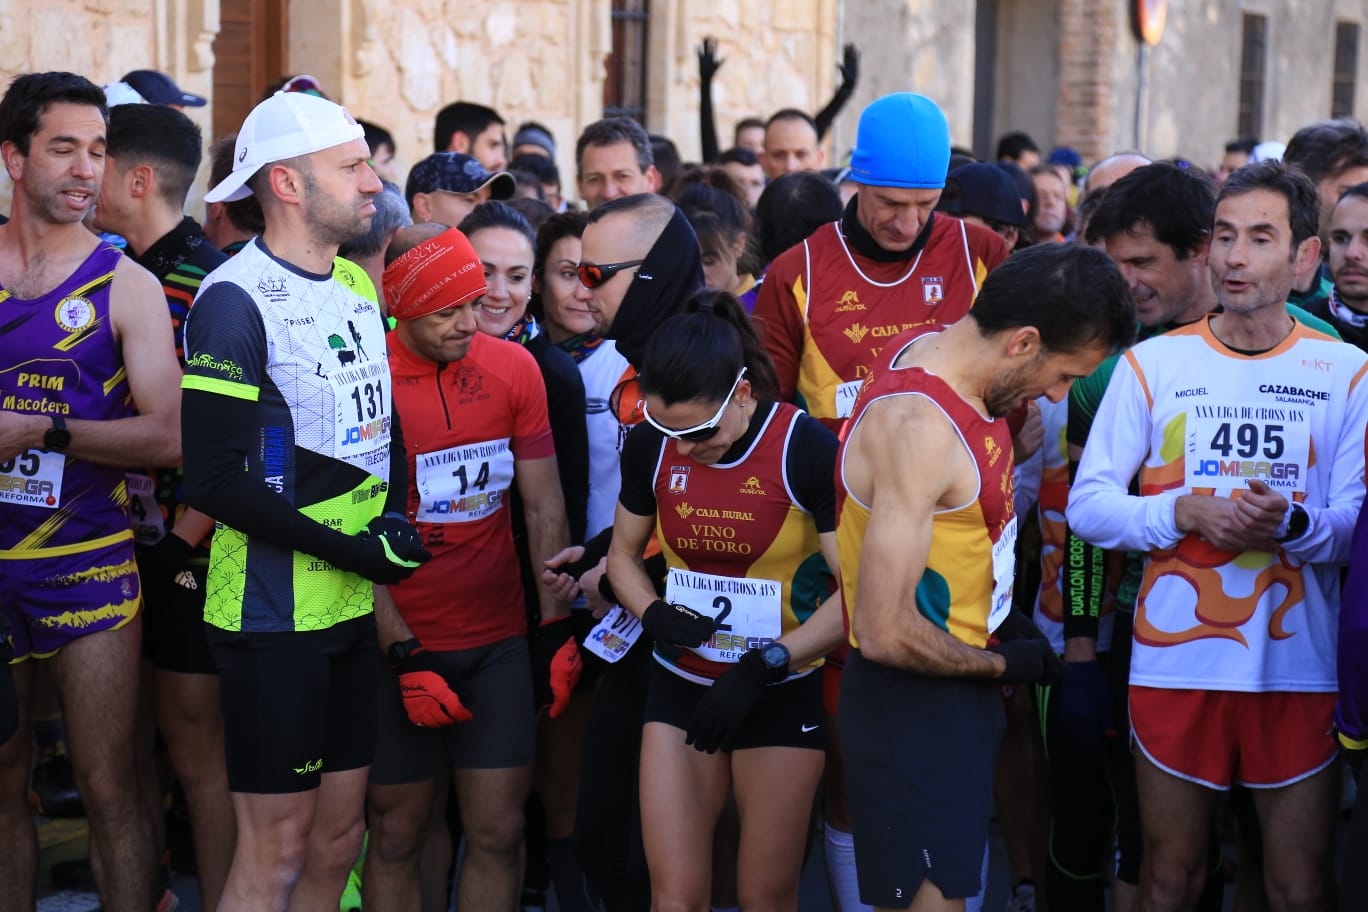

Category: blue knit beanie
[849, 93, 950, 190]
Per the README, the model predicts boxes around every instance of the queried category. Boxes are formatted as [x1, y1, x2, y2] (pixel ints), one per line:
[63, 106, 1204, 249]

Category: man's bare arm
[848, 397, 1007, 677]
[0, 260, 183, 465]
[515, 455, 573, 623]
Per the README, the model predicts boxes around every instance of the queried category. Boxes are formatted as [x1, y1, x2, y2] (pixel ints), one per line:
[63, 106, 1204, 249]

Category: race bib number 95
[0, 449, 64, 508]
[1185, 403, 1310, 493]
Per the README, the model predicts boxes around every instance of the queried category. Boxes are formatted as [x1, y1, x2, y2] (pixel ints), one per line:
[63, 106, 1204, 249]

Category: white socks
[824, 822, 873, 912]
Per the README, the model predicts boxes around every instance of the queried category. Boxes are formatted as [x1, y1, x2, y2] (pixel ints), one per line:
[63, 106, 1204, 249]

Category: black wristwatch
[42, 415, 70, 453]
[386, 637, 421, 668]
[759, 641, 790, 681]
[1277, 503, 1310, 543]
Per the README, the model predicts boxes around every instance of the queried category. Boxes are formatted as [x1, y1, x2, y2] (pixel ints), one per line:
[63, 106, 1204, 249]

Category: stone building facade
[3, 0, 1368, 215]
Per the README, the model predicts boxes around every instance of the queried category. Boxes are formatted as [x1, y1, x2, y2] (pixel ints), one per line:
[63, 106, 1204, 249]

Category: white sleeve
[1066, 356, 1184, 551]
[1283, 372, 1368, 565]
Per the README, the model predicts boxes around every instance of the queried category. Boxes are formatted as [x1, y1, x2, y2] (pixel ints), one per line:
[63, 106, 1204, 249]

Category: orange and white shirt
[1068, 317, 1368, 693]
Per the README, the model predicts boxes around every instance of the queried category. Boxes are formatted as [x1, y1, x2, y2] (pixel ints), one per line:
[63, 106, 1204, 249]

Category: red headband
[383, 227, 487, 321]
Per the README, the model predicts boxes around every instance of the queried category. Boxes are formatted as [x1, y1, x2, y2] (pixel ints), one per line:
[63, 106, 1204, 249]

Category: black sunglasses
[577, 260, 644, 289]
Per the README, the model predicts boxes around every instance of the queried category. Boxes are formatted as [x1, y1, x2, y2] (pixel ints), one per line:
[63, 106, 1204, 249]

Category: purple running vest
[0, 243, 134, 553]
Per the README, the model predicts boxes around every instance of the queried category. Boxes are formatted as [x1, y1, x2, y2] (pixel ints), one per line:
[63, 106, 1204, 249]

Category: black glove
[1056, 659, 1117, 754]
[686, 649, 782, 754]
[642, 600, 718, 660]
[344, 513, 432, 584]
[137, 531, 194, 608]
[697, 36, 723, 83]
[838, 43, 860, 88]
[989, 639, 1066, 685]
[994, 609, 1048, 643]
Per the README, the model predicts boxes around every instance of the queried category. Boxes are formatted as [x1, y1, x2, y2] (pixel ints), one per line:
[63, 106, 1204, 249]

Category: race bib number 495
[1185, 402, 1311, 493]
[0, 449, 63, 508]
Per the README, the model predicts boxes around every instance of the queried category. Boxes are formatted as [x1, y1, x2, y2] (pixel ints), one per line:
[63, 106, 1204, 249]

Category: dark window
[1238, 14, 1267, 139]
[1334, 21, 1360, 119]
[604, 0, 649, 124]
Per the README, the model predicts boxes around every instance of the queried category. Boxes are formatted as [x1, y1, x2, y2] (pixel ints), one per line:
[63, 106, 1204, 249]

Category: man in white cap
[181, 89, 431, 910]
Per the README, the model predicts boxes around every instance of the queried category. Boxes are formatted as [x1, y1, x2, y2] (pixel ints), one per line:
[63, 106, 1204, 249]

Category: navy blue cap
[942, 163, 1026, 226]
[405, 152, 516, 203]
[121, 70, 205, 107]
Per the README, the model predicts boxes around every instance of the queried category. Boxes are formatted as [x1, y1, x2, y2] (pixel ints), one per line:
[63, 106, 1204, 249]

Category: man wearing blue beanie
[754, 92, 1010, 433]
[752, 92, 1012, 912]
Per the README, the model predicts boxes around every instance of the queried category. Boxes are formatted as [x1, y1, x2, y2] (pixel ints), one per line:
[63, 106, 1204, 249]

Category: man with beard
[180, 90, 429, 910]
[0, 70, 182, 912]
[1316, 183, 1368, 350]
[836, 243, 1133, 912]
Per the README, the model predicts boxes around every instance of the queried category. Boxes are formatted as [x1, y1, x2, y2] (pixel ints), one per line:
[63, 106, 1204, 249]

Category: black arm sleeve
[182, 388, 361, 567]
[1060, 458, 1104, 640]
[785, 414, 839, 533]
[700, 73, 720, 164]
[384, 406, 408, 515]
[814, 76, 857, 140]
[538, 341, 590, 543]
[617, 420, 666, 518]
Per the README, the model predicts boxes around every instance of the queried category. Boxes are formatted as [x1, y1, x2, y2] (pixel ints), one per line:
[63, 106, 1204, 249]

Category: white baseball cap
[205, 91, 365, 203]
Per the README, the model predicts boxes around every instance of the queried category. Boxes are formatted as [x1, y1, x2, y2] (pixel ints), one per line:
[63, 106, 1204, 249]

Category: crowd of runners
[2, 52, 1368, 912]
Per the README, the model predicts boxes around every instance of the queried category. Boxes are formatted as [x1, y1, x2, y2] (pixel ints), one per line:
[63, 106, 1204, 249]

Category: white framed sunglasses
[640, 367, 747, 442]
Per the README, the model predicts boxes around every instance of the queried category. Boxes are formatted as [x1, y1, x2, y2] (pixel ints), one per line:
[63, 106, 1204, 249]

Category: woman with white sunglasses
[606, 288, 846, 911]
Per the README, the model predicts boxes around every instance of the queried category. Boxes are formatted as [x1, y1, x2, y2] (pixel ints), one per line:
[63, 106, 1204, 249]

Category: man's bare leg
[1252, 762, 1337, 912]
[51, 618, 156, 912]
[157, 669, 236, 912]
[287, 766, 369, 912]
[219, 789, 315, 912]
[362, 776, 435, 912]
[1135, 752, 1220, 912]
[453, 764, 533, 910]
[0, 659, 36, 909]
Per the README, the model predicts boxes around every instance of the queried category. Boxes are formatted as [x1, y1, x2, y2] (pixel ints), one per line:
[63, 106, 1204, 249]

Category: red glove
[533, 617, 583, 718]
[390, 639, 472, 726]
[548, 636, 583, 718]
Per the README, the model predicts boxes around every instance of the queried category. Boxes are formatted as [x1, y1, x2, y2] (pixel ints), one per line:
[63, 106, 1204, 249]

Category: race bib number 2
[665, 567, 782, 663]
[1185, 402, 1311, 493]
[0, 449, 64, 509]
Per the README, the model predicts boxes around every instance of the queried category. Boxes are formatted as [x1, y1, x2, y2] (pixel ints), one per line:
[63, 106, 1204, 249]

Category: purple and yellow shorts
[1, 534, 141, 659]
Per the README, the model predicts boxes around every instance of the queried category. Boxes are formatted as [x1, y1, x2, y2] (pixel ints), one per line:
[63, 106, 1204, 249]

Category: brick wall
[1055, 0, 1119, 163]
